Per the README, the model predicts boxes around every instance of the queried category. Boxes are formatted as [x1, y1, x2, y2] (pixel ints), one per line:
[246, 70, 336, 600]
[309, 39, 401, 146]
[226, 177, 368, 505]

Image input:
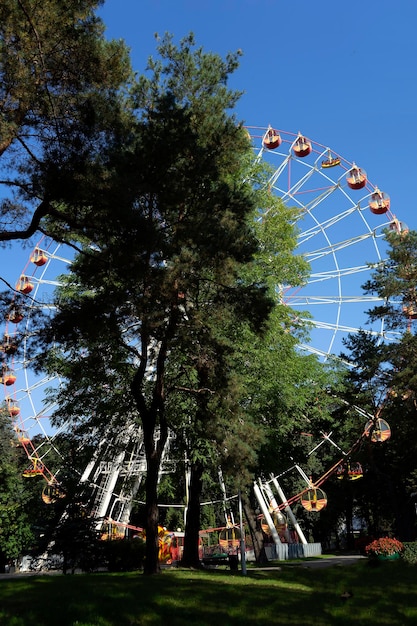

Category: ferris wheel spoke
[307, 265, 381, 282]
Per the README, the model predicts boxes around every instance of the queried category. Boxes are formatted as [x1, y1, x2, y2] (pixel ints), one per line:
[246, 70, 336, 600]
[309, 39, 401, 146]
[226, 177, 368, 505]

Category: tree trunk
[345, 486, 354, 550]
[143, 452, 161, 575]
[243, 496, 268, 564]
[181, 462, 203, 568]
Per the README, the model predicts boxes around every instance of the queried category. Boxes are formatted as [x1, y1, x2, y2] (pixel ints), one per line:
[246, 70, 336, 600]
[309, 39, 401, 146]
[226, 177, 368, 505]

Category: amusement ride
[1, 126, 403, 560]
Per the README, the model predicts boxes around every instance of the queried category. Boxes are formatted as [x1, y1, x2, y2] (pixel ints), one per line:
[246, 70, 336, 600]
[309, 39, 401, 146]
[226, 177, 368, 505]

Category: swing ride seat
[202, 554, 238, 570]
[202, 545, 238, 569]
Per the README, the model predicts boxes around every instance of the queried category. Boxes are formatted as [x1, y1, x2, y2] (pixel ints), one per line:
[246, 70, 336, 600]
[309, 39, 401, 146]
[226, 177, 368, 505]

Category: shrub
[402, 542, 417, 565]
[365, 537, 404, 557]
[355, 535, 374, 556]
[104, 538, 145, 572]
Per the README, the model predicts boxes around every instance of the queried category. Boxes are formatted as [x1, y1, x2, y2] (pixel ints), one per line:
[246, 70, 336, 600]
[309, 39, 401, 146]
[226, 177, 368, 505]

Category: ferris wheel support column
[253, 481, 281, 548]
[93, 450, 126, 528]
[261, 481, 291, 543]
[270, 475, 308, 545]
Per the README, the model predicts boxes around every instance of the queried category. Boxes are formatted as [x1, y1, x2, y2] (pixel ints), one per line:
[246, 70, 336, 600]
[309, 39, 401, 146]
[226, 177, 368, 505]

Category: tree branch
[0, 199, 50, 241]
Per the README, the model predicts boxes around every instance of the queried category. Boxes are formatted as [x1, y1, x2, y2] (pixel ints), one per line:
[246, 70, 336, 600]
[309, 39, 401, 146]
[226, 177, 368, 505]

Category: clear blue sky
[99, 0, 416, 228]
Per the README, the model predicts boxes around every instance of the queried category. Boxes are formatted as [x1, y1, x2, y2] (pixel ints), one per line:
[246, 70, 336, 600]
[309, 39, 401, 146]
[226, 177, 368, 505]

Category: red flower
[365, 537, 404, 557]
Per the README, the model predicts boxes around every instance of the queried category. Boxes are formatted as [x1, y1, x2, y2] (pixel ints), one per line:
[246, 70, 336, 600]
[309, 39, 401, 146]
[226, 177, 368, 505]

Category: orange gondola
[301, 487, 327, 512]
[389, 219, 409, 235]
[364, 418, 391, 443]
[6, 307, 24, 324]
[346, 164, 367, 190]
[0, 334, 18, 355]
[403, 304, 417, 320]
[6, 399, 20, 417]
[293, 133, 312, 158]
[16, 275, 34, 295]
[263, 127, 282, 150]
[2, 367, 17, 386]
[15, 428, 31, 446]
[368, 188, 390, 215]
[30, 248, 48, 267]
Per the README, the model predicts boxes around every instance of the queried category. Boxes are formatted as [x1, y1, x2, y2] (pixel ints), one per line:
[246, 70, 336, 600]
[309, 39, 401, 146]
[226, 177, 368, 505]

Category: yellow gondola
[321, 151, 341, 168]
[301, 487, 327, 512]
[42, 483, 66, 504]
[22, 458, 45, 478]
[364, 418, 391, 443]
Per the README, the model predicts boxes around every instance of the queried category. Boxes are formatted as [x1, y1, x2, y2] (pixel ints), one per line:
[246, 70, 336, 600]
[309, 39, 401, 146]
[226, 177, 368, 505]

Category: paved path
[0, 555, 367, 578]
[297, 555, 367, 568]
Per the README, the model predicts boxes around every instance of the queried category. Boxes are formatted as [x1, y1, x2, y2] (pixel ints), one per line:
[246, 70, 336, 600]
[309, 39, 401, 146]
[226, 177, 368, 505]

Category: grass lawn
[1, 558, 416, 625]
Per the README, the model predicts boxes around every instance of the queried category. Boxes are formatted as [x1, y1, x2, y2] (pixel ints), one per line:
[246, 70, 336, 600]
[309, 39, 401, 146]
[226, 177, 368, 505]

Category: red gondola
[263, 127, 282, 150]
[6, 307, 23, 324]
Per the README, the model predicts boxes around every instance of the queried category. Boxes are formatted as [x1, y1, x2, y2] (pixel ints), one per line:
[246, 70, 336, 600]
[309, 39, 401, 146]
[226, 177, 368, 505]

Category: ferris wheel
[248, 126, 404, 360]
[1, 127, 403, 527]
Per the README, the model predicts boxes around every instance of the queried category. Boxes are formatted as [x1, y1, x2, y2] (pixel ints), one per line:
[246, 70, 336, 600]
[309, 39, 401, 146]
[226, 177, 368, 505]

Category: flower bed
[365, 537, 404, 559]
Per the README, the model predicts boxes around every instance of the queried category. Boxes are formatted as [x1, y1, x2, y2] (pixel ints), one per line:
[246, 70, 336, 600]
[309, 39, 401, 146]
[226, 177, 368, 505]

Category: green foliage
[402, 542, 417, 564]
[0, 8, 351, 572]
[337, 229, 417, 542]
[362, 229, 417, 332]
[0, 411, 33, 565]
[53, 501, 104, 573]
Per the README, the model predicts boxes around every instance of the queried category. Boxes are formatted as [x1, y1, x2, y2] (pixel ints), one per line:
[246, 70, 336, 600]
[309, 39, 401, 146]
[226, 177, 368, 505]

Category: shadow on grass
[1, 561, 416, 625]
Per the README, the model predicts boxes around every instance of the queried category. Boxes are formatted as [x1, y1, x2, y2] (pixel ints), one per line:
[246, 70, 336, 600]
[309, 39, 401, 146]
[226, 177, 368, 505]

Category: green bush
[104, 538, 145, 572]
[402, 542, 417, 565]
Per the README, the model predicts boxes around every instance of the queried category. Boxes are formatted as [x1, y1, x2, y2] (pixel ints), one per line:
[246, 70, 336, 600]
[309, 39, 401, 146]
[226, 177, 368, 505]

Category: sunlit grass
[1, 560, 416, 625]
